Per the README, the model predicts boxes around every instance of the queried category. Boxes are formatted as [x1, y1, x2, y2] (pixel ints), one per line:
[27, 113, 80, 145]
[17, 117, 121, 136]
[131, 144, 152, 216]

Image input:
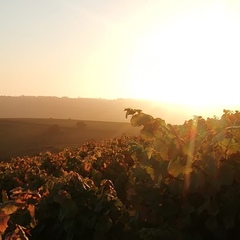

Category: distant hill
[0, 96, 235, 124]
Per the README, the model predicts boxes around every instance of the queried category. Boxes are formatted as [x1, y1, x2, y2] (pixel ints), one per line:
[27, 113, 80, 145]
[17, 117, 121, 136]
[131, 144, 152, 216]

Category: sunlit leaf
[226, 126, 240, 130]
[154, 140, 169, 161]
[1, 190, 9, 203]
[211, 131, 227, 146]
[10, 187, 23, 195]
[28, 204, 37, 228]
[28, 204, 35, 219]
[96, 150, 101, 158]
[124, 108, 142, 118]
[153, 129, 163, 139]
[130, 113, 153, 127]
[167, 157, 192, 178]
[2, 200, 18, 215]
[0, 211, 10, 234]
[100, 179, 114, 188]
[144, 147, 154, 159]
[141, 126, 155, 141]
[225, 140, 240, 155]
[129, 144, 143, 154]
[131, 152, 138, 162]
[145, 166, 155, 181]
[200, 138, 212, 155]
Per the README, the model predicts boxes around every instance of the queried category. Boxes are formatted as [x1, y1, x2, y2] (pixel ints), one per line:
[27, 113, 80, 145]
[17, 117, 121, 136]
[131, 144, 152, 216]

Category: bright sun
[127, 2, 240, 109]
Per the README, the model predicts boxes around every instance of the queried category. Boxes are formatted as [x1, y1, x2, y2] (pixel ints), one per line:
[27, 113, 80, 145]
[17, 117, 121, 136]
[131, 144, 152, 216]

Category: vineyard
[1, 109, 240, 239]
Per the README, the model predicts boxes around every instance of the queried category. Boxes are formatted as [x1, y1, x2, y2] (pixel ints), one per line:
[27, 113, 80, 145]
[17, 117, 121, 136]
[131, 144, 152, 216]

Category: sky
[1, 0, 240, 113]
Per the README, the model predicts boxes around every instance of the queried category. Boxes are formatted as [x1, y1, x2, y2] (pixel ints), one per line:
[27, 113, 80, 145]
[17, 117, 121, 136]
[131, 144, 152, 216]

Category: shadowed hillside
[0, 118, 140, 161]
[0, 96, 232, 124]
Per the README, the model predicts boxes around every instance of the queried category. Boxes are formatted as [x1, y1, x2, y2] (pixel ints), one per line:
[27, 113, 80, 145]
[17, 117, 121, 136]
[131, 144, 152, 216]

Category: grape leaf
[145, 166, 155, 181]
[2, 201, 18, 215]
[124, 108, 142, 118]
[10, 187, 23, 195]
[1, 190, 9, 203]
[28, 204, 36, 228]
[168, 157, 192, 178]
[144, 147, 154, 159]
[141, 126, 155, 140]
[131, 113, 153, 127]
[0, 211, 10, 234]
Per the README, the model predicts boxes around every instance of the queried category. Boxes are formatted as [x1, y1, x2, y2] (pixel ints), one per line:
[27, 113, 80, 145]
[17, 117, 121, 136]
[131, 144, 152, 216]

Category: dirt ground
[0, 118, 140, 161]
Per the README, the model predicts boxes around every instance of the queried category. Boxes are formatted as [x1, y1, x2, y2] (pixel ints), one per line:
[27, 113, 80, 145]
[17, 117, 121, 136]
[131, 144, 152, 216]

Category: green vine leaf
[167, 157, 192, 178]
[130, 113, 153, 127]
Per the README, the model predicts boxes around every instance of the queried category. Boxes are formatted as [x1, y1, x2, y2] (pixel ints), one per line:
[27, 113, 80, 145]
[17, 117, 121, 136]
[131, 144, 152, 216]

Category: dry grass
[0, 118, 140, 161]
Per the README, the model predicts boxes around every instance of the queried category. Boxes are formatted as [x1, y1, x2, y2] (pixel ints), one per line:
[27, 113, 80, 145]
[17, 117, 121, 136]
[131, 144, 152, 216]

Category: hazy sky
[1, 0, 240, 110]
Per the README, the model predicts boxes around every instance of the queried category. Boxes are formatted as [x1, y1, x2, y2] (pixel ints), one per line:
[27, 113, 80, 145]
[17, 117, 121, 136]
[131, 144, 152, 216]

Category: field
[0, 118, 140, 161]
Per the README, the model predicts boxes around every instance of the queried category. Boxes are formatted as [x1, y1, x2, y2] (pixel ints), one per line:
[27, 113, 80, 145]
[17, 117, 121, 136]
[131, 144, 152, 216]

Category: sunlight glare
[127, 2, 240, 109]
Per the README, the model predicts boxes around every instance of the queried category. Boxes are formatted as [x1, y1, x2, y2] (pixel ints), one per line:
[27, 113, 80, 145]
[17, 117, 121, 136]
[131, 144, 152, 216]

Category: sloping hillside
[0, 118, 140, 161]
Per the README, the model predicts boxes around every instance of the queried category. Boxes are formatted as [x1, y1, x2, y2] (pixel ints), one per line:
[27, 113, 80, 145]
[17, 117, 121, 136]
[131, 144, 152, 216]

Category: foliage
[0, 108, 240, 239]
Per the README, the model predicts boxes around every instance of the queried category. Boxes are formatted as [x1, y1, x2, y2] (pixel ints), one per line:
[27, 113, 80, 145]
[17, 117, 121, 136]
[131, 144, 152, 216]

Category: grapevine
[0, 109, 239, 239]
